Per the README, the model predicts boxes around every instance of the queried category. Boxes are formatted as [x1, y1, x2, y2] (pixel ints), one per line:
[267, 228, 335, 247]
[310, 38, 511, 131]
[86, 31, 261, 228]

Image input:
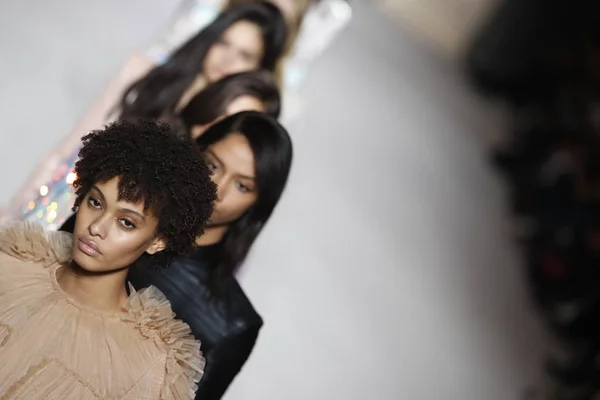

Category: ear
[146, 236, 167, 255]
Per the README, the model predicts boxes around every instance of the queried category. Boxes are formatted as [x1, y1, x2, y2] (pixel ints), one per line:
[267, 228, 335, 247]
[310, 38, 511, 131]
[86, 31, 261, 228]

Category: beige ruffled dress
[0, 222, 204, 399]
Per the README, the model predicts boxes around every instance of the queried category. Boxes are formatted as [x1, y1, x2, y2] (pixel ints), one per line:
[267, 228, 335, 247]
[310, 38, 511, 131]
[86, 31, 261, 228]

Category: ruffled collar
[0, 221, 72, 266]
[0, 222, 183, 323]
[0, 221, 205, 398]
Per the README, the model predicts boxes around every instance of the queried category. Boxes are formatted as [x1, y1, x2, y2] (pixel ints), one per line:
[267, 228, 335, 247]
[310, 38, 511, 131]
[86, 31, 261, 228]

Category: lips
[77, 238, 101, 257]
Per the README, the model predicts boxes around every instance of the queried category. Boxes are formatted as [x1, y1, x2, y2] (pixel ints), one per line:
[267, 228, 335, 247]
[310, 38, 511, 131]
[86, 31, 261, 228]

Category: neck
[196, 225, 228, 246]
[58, 262, 129, 313]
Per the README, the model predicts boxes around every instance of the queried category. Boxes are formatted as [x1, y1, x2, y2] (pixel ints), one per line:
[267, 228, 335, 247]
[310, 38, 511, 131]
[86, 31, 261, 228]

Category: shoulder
[0, 221, 72, 266]
[123, 285, 205, 400]
[194, 272, 264, 332]
[131, 257, 263, 333]
[223, 279, 264, 331]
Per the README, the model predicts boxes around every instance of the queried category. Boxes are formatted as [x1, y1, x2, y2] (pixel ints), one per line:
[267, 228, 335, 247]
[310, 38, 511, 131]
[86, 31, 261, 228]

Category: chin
[71, 249, 99, 272]
[72, 247, 115, 275]
[208, 71, 225, 83]
[206, 217, 234, 228]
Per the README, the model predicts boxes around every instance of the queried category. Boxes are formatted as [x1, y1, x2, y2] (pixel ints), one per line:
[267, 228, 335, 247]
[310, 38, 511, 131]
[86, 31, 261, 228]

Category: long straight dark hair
[119, 2, 287, 120]
[179, 70, 281, 129]
[196, 111, 293, 291]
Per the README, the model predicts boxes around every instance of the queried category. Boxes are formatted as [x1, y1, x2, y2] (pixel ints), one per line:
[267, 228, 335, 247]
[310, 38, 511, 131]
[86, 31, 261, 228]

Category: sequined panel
[19, 151, 79, 231]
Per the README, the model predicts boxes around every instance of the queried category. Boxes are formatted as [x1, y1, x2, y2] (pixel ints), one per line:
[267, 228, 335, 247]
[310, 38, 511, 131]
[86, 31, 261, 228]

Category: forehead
[208, 133, 255, 173]
[92, 177, 153, 215]
[222, 20, 263, 48]
[226, 95, 265, 116]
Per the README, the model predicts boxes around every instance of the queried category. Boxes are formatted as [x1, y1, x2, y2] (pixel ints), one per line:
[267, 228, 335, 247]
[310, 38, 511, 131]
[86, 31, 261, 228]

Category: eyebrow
[91, 185, 106, 202]
[91, 185, 147, 220]
[119, 208, 146, 221]
[206, 150, 255, 181]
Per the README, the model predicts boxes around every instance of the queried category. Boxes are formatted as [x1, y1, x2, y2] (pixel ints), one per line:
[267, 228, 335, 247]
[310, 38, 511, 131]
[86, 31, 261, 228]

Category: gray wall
[0, 1, 550, 399]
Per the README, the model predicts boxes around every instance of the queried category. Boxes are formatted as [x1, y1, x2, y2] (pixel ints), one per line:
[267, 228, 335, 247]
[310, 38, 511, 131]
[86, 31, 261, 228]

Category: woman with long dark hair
[189, 111, 293, 283]
[179, 70, 281, 138]
[151, 0, 318, 64]
[60, 111, 293, 399]
[148, 0, 352, 121]
[5, 2, 286, 228]
[120, 1, 287, 120]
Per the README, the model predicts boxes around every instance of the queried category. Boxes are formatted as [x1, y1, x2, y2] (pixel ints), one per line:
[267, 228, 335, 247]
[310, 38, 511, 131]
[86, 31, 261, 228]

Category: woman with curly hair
[0, 119, 216, 399]
[60, 111, 293, 400]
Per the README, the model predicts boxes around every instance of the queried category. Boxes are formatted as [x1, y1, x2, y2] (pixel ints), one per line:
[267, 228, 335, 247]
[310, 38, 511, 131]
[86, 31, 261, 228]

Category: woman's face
[190, 95, 265, 139]
[72, 177, 165, 273]
[205, 133, 258, 226]
[203, 21, 265, 83]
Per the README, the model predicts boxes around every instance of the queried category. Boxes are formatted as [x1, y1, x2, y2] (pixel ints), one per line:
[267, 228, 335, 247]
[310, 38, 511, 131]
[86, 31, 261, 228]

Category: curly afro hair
[72, 119, 216, 264]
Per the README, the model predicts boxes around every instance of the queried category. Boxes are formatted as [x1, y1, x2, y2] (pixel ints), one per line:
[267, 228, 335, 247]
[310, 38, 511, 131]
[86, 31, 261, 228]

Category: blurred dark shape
[466, 0, 600, 398]
[467, 0, 600, 104]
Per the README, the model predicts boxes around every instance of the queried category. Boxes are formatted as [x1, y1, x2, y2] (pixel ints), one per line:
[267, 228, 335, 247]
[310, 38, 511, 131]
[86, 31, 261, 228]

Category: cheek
[71, 238, 146, 273]
[202, 47, 221, 70]
[219, 194, 257, 220]
[73, 205, 93, 232]
[99, 234, 153, 271]
[106, 240, 146, 265]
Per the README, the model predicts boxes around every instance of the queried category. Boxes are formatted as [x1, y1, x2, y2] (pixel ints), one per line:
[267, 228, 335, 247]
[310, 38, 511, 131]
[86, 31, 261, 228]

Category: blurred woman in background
[180, 70, 281, 138]
[150, 0, 317, 65]
[119, 1, 286, 120]
[148, 0, 352, 122]
[227, 0, 316, 54]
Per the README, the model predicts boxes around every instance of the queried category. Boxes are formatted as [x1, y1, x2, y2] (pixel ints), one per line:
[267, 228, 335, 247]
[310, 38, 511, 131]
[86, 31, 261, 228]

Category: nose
[222, 47, 237, 66]
[214, 177, 230, 203]
[215, 184, 225, 203]
[88, 215, 107, 239]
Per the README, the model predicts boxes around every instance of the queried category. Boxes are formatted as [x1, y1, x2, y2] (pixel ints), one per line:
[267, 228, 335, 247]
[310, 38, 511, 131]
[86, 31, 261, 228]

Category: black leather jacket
[60, 215, 263, 400]
[128, 246, 263, 400]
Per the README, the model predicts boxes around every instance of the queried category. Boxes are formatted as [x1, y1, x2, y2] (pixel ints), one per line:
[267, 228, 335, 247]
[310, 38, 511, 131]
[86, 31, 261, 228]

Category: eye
[207, 161, 218, 171]
[87, 196, 102, 209]
[235, 181, 250, 193]
[119, 219, 136, 230]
